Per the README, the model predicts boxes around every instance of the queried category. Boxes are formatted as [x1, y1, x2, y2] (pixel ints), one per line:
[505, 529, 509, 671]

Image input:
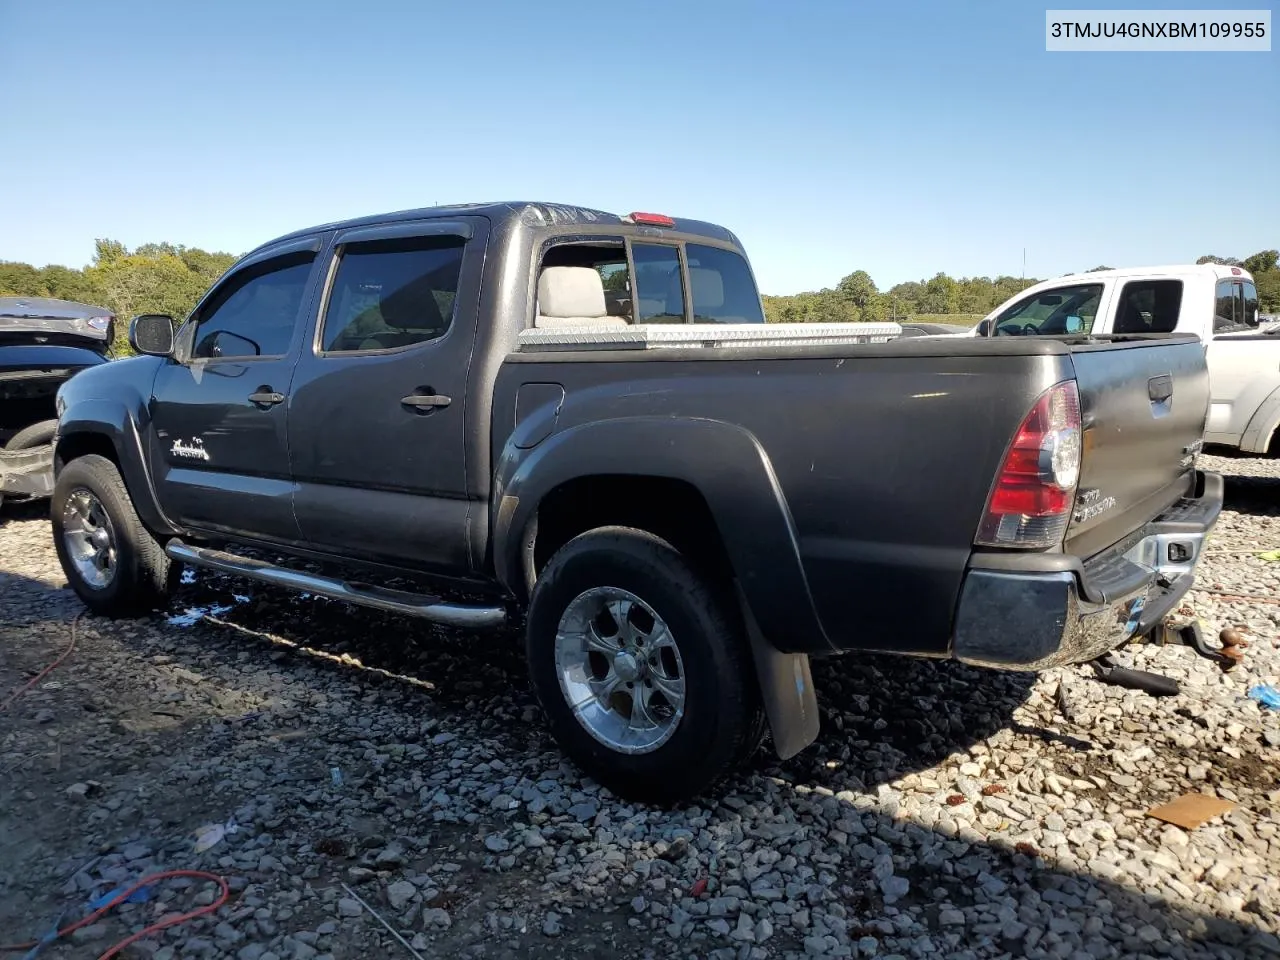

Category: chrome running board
[165, 540, 506, 629]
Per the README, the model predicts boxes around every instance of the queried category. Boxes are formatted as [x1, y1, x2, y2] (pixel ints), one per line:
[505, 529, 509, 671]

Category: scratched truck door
[147, 239, 323, 543]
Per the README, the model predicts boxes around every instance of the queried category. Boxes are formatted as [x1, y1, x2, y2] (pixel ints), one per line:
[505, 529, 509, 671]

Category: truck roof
[252, 201, 743, 257]
[1046, 263, 1255, 286]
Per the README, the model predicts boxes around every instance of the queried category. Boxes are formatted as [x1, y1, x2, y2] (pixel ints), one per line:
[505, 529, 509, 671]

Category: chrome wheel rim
[554, 586, 687, 754]
[62, 488, 117, 589]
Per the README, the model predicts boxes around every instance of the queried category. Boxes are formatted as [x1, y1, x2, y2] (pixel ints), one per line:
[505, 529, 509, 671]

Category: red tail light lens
[976, 380, 1082, 548]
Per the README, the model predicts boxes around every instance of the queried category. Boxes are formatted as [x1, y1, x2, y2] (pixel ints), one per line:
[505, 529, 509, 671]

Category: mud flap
[736, 584, 820, 760]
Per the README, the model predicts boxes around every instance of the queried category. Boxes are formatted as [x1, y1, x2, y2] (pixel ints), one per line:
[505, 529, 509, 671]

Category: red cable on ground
[0, 870, 230, 959]
[0, 616, 79, 712]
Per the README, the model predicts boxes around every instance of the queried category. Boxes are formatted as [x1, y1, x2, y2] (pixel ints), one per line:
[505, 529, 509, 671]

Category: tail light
[976, 380, 1082, 548]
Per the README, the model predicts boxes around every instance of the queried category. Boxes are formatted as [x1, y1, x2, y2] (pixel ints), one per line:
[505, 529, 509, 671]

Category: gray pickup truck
[50, 202, 1222, 802]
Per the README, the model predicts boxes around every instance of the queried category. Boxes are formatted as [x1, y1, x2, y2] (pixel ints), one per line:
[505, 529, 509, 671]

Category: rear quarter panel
[493, 345, 1071, 656]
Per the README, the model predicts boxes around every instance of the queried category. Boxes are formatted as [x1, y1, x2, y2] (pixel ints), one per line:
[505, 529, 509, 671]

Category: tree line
[0, 240, 238, 352]
[2, 241, 1276, 349]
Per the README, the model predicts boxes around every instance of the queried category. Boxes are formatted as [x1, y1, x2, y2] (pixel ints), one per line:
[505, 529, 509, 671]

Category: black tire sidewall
[527, 528, 753, 802]
[5, 419, 58, 451]
[51, 456, 156, 614]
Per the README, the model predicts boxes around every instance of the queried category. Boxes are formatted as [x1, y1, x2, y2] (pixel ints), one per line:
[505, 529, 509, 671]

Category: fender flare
[492, 415, 832, 654]
[55, 398, 178, 537]
[1240, 385, 1280, 454]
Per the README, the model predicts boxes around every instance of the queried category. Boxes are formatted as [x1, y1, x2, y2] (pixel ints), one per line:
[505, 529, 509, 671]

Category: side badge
[171, 438, 210, 461]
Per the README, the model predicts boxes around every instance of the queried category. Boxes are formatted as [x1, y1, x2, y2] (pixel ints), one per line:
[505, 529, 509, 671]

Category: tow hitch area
[1087, 617, 1250, 698]
[1155, 618, 1248, 669]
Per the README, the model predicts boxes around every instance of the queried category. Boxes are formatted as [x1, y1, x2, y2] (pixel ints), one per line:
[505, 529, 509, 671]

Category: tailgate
[1065, 335, 1208, 558]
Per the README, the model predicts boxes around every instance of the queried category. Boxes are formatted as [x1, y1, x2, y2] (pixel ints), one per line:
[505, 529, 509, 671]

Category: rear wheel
[526, 526, 762, 804]
[51, 455, 180, 616]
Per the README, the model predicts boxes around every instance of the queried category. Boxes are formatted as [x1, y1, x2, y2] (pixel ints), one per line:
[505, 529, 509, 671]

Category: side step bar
[165, 540, 507, 629]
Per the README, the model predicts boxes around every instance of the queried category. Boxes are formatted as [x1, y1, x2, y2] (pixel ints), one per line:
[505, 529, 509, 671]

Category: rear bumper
[0, 444, 55, 498]
[951, 470, 1223, 670]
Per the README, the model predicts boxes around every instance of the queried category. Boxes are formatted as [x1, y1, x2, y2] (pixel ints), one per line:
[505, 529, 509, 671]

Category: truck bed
[494, 332, 1209, 658]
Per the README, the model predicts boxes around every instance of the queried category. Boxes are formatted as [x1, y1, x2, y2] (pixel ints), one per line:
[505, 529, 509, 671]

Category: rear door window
[993, 283, 1102, 336]
[631, 243, 684, 323]
[685, 244, 765, 323]
[1214, 279, 1250, 334]
[320, 236, 465, 353]
[1112, 279, 1183, 334]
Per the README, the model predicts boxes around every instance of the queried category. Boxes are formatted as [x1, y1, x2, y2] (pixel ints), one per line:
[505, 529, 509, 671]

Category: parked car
[50, 202, 1221, 802]
[973, 264, 1279, 454]
[0, 297, 113, 510]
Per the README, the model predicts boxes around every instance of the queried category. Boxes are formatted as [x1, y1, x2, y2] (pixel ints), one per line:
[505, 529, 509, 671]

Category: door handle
[248, 390, 285, 407]
[400, 393, 452, 409]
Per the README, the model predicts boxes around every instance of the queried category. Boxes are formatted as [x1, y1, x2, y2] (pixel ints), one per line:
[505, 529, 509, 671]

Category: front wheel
[51, 454, 180, 617]
[526, 526, 762, 804]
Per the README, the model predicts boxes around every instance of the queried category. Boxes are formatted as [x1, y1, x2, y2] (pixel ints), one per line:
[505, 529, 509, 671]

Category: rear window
[993, 283, 1102, 336]
[1214, 279, 1257, 334]
[1113, 279, 1183, 334]
[685, 244, 765, 324]
[632, 244, 684, 323]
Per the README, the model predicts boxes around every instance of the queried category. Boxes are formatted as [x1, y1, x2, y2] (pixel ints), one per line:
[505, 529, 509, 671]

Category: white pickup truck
[975, 264, 1275, 454]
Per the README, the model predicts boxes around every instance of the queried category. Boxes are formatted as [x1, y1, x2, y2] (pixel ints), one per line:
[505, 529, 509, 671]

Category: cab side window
[191, 252, 316, 360]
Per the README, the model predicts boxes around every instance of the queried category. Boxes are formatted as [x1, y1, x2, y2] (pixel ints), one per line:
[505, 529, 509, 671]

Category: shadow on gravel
[166, 568, 1043, 795]
[4, 569, 1275, 957]
[797, 805, 1278, 957]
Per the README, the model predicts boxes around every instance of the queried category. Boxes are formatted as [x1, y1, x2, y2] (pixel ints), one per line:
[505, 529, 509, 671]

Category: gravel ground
[1, 452, 1278, 959]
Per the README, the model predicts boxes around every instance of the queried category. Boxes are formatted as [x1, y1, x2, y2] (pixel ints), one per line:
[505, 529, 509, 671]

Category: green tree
[1086, 265, 1114, 272]
[1243, 250, 1279, 276]
[1196, 254, 1242, 266]
[836, 270, 877, 309]
[1255, 269, 1280, 313]
[920, 273, 959, 314]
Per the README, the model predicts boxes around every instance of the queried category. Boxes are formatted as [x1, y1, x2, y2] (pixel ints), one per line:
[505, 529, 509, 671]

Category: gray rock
[423, 907, 451, 928]
[122, 841, 153, 860]
[879, 876, 910, 903]
[567, 801, 599, 822]
[543, 912, 562, 936]
[484, 835, 510, 853]
[336, 898, 363, 918]
[386, 880, 416, 911]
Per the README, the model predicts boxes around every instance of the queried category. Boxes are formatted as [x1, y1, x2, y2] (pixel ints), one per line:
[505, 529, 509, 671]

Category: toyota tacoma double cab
[51, 202, 1222, 803]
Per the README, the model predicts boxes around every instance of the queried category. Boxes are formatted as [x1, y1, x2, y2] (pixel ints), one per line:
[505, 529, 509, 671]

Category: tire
[51, 454, 180, 616]
[526, 526, 763, 805]
[5, 419, 58, 451]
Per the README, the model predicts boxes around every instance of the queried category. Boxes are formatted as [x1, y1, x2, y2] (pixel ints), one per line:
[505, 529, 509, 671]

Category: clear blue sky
[1, 0, 1276, 294]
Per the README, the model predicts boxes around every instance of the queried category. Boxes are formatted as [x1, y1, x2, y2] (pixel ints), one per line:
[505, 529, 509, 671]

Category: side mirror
[975, 319, 992, 337]
[129, 314, 175, 357]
